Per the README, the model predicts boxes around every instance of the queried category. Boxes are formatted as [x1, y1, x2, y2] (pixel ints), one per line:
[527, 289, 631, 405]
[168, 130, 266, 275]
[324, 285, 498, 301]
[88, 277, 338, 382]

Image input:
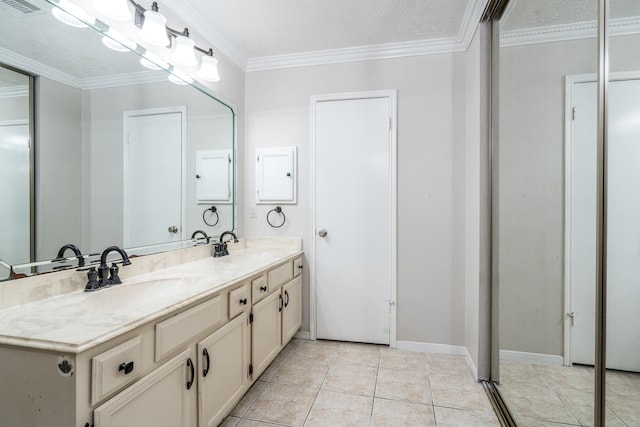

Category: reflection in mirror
[0, 0, 235, 280]
[606, 1, 640, 424]
[497, 0, 598, 424]
[0, 65, 32, 279]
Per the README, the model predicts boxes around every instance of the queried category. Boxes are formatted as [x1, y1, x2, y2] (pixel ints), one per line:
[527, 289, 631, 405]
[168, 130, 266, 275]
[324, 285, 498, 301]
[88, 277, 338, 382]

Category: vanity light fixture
[171, 29, 198, 67]
[89, 0, 222, 82]
[138, 2, 170, 47]
[93, 0, 132, 21]
[102, 28, 137, 52]
[198, 50, 220, 82]
[52, 0, 96, 28]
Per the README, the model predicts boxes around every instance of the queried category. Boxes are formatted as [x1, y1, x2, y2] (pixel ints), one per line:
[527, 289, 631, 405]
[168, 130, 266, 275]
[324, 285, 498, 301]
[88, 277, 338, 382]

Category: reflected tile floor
[498, 360, 640, 426]
[221, 339, 500, 426]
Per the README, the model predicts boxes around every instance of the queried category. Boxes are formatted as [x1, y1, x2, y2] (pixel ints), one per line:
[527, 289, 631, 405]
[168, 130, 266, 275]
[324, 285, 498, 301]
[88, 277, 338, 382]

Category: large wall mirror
[0, 0, 236, 280]
[496, 0, 640, 425]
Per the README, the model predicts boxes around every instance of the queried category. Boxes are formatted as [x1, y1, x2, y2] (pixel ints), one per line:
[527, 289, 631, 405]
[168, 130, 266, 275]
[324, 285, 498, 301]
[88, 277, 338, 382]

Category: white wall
[36, 78, 83, 261]
[245, 52, 475, 345]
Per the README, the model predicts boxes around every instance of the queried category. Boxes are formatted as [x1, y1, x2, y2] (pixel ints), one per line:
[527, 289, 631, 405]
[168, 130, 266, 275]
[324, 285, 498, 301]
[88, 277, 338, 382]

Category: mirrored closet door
[493, 0, 640, 425]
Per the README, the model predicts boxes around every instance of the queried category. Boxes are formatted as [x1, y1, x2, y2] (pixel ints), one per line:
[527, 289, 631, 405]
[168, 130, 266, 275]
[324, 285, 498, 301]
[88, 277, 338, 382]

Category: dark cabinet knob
[239, 298, 247, 305]
[260, 285, 267, 292]
[118, 361, 134, 375]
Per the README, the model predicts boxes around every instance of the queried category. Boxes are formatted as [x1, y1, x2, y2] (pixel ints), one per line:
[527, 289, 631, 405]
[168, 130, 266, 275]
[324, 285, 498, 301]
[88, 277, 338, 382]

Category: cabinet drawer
[293, 257, 303, 277]
[92, 336, 143, 405]
[229, 285, 249, 319]
[251, 274, 269, 303]
[155, 295, 225, 361]
[268, 261, 293, 292]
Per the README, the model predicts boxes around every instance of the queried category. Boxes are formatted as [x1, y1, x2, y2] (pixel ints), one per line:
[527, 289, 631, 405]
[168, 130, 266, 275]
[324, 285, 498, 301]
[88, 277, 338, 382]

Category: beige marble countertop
[0, 243, 302, 353]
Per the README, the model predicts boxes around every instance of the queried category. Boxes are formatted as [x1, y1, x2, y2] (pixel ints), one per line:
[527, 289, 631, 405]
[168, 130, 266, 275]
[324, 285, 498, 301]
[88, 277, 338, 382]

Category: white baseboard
[500, 350, 564, 366]
[294, 330, 311, 340]
[397, 340, 479, 381]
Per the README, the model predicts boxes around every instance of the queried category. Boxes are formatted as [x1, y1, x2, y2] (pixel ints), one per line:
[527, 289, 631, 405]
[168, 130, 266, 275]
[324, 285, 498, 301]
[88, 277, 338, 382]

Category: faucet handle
[84, 267, 100, 292]
[109, 263, 122, 285]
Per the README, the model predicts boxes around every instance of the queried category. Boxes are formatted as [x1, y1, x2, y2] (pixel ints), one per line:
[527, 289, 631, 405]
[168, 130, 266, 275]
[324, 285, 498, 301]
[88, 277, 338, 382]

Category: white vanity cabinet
[198, 312, 250, 427]
[251, 257, 302, 379]
[93, 348, 196, 427]
[0, 249, 303, 427]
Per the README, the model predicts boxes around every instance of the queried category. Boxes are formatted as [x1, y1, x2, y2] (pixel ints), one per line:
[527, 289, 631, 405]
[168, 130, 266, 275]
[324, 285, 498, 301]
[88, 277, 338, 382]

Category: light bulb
[52, 0, 95, 28]
[139, 9, 169, 47]
[198, 55, 220, 82]
[171, 35, 198, 67]
[102, 28, 136, 52]
[93, 0, 131, 21]
[139, 51, 169, 70]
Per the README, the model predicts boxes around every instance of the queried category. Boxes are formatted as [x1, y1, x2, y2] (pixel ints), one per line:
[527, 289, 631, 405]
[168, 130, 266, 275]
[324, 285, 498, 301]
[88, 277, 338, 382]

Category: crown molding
[501, 16, 640, 47]
[0, 46, 80, 88]
[161, 0, 248, 72]
[247, 0, 489, 72]
[245, 38, 465, 72]
[0, 85, 28, 98]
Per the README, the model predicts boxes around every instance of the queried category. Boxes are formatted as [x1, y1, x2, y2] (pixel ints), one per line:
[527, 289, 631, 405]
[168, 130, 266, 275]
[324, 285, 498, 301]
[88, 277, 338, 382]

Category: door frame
[563, 71, 640, 366]
[123, 106, 187, 247]
[309, 90, 397, 348]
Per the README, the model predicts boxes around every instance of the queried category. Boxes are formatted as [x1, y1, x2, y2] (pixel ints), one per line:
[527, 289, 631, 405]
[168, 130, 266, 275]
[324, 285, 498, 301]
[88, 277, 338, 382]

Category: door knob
[168, 226, 179, 233]
[318, 229, 328, 238]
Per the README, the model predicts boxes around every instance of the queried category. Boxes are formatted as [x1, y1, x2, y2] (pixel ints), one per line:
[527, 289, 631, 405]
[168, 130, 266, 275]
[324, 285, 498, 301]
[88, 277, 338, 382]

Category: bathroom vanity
[0, 239, 303, 427]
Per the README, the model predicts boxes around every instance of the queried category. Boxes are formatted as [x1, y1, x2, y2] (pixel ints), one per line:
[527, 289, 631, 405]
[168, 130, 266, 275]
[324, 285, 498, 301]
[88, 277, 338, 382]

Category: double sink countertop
[0, 238, 302, 354]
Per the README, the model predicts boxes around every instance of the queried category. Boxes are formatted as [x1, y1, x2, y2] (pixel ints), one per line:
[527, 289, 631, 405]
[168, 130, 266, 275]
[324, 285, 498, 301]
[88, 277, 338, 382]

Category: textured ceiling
[184, 0, 472, 58]
[502, 0, 640, 31]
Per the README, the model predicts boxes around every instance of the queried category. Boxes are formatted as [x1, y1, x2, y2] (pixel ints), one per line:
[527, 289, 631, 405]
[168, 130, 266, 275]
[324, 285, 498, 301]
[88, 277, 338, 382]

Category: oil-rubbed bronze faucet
[213, 231, 238, 257]
[191, 230, 210, 244]
[54, 243, 84, 267]
[84, 246, 131, 292]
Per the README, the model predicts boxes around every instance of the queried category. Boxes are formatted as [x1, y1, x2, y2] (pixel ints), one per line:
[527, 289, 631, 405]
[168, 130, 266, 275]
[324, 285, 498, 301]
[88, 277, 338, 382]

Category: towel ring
[202, 206, 220, 227]
[267, 206, 286, 228]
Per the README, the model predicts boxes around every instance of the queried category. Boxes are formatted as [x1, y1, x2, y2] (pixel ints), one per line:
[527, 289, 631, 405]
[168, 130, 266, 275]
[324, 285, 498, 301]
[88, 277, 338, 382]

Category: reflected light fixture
[93, 0, 132, 21]
[171, 29, 198, 67]
[139, 1, 169, 47]
[168, 68, 194, 85]
[198, 50, 220, 82]
[139, 51, 169, 70]
[52, 0, 96, 28]
[102, 28, 137, 52]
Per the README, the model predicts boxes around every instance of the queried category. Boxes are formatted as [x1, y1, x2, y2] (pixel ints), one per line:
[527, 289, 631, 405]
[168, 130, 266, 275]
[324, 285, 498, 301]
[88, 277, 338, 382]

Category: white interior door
[0, 122, 30, 265]
[605, 79, 640, 372]
[569, 77, 640, 372]
[313, 94, 395, 345]
[568, 81, 598, 366]
[124, 108, 185, 248]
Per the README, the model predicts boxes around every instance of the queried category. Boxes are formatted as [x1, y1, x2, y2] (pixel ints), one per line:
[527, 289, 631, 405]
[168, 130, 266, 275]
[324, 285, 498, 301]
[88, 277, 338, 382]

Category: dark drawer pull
[203, 348, 211, 377]
[186, 358, 195, 390]
[260, 285, 267, 292]
[239, 298, 248, 305]
[118, 361, 134, 375]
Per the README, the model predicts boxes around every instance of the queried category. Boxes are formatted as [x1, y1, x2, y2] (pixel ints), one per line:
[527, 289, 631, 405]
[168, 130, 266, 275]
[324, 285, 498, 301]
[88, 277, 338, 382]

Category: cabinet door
[94, 349, 195, 427]
[282, 276, 302, 345]
[198, 313, 249, 427]
[251, 290, 282, 378]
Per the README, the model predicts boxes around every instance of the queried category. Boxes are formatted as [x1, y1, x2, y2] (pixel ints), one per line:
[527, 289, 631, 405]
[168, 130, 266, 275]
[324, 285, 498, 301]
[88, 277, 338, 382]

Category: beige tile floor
[498, 360, 640, 426]
[220, 339, 500, 427]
